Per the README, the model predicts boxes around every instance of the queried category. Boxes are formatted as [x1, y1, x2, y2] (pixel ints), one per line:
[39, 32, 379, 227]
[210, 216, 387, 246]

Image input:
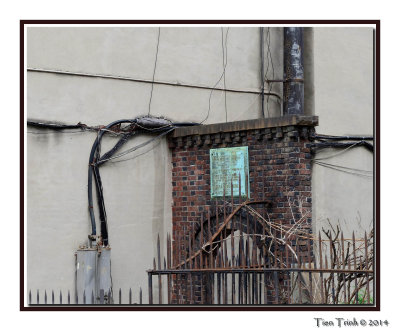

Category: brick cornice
[171, 115, 318, 138]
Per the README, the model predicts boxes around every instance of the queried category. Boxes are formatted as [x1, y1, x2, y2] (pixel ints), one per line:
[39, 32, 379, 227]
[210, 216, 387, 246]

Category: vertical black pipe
[283, 27, 304, 115]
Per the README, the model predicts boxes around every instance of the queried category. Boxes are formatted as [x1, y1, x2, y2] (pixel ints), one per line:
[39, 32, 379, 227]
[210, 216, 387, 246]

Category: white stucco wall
[311, 28, 374, 238]
[27, 27, 283, 300]
[26, 26, 374, 301]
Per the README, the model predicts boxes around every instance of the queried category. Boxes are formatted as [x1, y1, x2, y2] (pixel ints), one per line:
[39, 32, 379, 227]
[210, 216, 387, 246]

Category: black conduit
[87, 117, 199, 246]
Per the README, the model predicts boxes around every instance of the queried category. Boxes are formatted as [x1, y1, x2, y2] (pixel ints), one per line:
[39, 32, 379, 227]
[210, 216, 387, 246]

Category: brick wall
[168, 116, 317, 304]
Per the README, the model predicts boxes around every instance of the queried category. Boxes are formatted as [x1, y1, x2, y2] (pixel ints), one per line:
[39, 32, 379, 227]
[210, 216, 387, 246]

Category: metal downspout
[283, 27, 304, 115]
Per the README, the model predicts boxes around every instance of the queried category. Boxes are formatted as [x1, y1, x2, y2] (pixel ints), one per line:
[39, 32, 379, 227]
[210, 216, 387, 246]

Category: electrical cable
[98, 131, 137, 163]
[314, 160, 372, 174]
[315, 134, 373, 141]
[87, 119, 138, 240]
[109, 134, 164, 164]
[27, 130, 87, 135]
[314, 160, 373, 178]
[148, 27, 161, 116]
[312, 140, 373, 153]
[85, 116, 199, 245]
[200, 28, 230, 124]
[264, 27, 275, 117]
[312, 141, 366, 161]
[27, 120, 85, 130]
[221, 27, 228, 122]
[96, 128, 174, 165]
[28, 67, 282, 99]
[260, 27, 265, 118]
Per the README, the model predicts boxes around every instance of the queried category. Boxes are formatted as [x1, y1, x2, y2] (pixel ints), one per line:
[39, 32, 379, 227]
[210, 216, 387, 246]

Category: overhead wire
[222, 27, 228, 122]
[312, 141, 364, 161]
[263, 27, 275, 117]
[109, 133, 165, 164]
[314, 160, 373, 178]
[27, 130, 87, 135]
[260, 27, 265, 118]
[312, 135, 374, 178]
[148, 27, 161, 116]
[200, 28, 230, 124]
[96, 127, 174, 164]
[314, 161, 372, 174]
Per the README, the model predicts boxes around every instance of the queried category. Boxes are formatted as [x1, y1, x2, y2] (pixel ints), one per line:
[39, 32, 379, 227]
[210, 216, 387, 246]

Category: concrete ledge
[172, 115, 318, 138]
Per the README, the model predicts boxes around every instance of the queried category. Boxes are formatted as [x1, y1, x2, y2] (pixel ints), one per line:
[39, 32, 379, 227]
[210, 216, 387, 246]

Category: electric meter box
[76, 247, 112, 304]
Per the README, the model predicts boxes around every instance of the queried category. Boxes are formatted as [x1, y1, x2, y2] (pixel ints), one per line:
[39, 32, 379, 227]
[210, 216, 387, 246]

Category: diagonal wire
[200, 27, 230, 124]
[148, 27, 161, 116]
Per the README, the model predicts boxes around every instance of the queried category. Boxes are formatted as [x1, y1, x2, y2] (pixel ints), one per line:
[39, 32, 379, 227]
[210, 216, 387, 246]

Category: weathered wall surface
[168, 117, 316, 304]
[27, 27, 284, 299]
[26, 26, 374, 300]
[311, 28, 374, 238]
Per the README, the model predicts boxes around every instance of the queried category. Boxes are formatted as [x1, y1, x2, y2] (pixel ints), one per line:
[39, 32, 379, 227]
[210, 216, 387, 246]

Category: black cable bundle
[87, 116, 199, 246]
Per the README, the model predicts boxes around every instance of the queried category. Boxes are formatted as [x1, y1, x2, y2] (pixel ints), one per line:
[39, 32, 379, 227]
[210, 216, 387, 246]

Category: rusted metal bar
[318, 232, 325, 303]
[222, 187, 228, 305]
[329, 236, 335, 303]
[231, 177, 234, 214]
[325, 255, 329, 302]
[297, 239, 302, 304]
[99, 289, 104, 304]
[148, 273, 153, 304]
[109, 289, 112, 305]
[364, 231, 370, 304]
[230, 187, 236, 304]
[244, 243, 248, 305]
[207, 273, 212, 304]
[148, 267, 373, 275]
[177, 231, 182, 303]
[352, 231, 358, 303]
[238, 174, 244, 305]
[200, 272, 204, 304]
[252, 239, 257, 304]
[200, 214, 204, 268]
[157, 234, 162, 304]
[184, 244, 188, 303]
[284, 239, 291, 304]
[272, 226, 279, 304]
[341, 232, 347, 304]
[221, 237, 226, 304]
[307, 237, 313, 304]
[217, 252, 221, 304]
[167, 233, 171, 304]
[208, 207, 213, 269]
[189, 233, 194, 304]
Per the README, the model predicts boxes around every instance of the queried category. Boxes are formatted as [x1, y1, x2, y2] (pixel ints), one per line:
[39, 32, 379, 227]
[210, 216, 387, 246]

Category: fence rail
[146, 174, 374, 305]
[28, 288, 143, 305]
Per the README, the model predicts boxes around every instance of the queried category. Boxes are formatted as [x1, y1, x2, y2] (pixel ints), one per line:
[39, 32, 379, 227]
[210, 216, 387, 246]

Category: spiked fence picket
[147, 176, 374, 305]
